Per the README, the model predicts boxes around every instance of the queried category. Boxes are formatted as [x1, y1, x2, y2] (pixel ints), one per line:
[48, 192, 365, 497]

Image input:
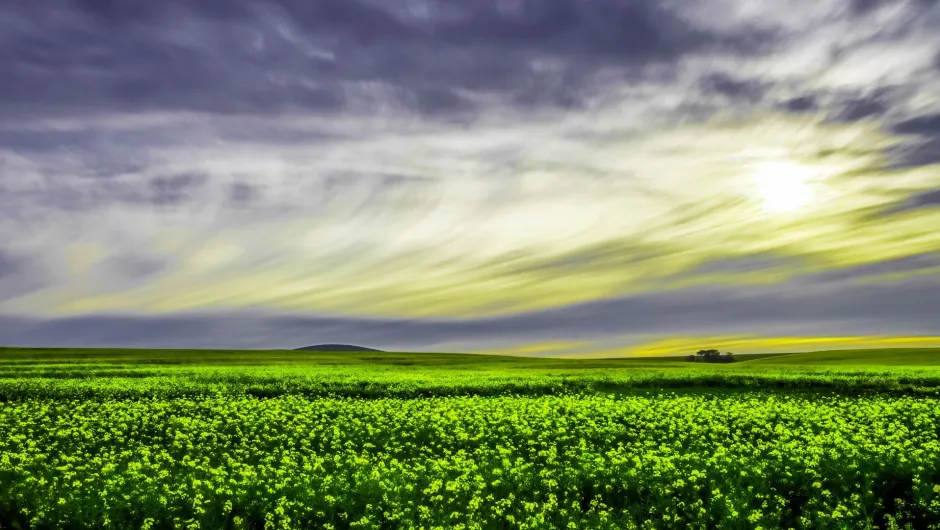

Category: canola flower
[0, 360, 939, 528]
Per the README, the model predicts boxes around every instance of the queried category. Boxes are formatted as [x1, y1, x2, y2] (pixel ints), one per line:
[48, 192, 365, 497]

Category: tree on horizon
[691, 349, 735, 363]
[696, 348, 721, 359]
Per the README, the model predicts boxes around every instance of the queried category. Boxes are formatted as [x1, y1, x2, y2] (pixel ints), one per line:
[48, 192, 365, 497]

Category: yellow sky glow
[3, 113, 939, 326]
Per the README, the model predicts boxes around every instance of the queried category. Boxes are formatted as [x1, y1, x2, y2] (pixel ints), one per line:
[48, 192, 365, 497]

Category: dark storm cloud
[0, 0, 766, 117]
[2, 277, 938, 349]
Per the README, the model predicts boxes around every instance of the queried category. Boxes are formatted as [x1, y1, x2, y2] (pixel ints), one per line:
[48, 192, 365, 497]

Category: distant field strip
[2, 348, 940, 400]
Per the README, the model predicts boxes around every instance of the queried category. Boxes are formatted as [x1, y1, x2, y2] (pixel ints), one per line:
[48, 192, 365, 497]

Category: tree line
[687, 349, 735, 363]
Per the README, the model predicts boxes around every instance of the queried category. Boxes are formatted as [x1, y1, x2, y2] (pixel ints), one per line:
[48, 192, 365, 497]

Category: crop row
[2, 364, 940, 401]
[2, 392, 939, 529]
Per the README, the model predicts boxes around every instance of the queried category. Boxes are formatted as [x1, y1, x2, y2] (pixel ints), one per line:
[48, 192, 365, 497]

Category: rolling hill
[294, 344, 384, 352]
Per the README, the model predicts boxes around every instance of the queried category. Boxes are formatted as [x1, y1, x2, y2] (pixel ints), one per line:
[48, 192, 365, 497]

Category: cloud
[699, 72, 767, 102]
[102, 254, 168, 283]
[879, 188, 940, 215]
[0, 251, 22, 278]
[2, 275, 938, 349]
[0, 0, 755, 118]
[781, 95, 818, 113]
[895, 113, 940, 135]
[1, 112, 936, 320]
[881, 109, 940, 173]
[678, 254, 810, 276]
[147, 173, 208, 207]
[1, 0, 940, 351]
[804, 252, 940, 282]
[0, 251, 49, 303]
[836, 94, 890, 121]
[228, 182, 259, 205]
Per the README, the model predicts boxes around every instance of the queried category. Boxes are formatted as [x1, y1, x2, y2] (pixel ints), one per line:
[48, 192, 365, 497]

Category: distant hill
[294, 344, 384, 352]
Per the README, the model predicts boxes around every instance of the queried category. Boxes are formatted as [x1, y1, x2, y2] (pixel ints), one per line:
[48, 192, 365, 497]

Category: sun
[750, 161, 816, 213]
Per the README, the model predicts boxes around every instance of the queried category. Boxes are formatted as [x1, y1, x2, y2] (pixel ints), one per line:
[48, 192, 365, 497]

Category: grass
[1, 347, 940, 529]
[741, 348, 940, 366]
[3, 346, 938, 366]
[0, 346, 655, 367]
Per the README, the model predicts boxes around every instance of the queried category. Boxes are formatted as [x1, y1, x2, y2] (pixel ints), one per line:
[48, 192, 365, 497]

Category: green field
[2, 347, 940, 529]
[741, 348, 940, 366]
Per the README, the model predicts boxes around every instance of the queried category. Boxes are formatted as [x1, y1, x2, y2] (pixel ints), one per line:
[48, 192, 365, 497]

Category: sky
[1, 0, 940, 356]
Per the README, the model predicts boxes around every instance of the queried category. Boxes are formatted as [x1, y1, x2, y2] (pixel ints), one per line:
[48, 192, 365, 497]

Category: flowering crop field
[1, 348, 940, 529]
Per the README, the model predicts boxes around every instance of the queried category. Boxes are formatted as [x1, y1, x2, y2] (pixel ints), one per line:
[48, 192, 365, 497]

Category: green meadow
[1, 347, 939, 529]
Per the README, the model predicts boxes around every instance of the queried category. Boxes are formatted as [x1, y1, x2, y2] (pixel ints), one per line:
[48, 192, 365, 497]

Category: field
[1, 348, 940, 529]
[743, 348, 940, 366]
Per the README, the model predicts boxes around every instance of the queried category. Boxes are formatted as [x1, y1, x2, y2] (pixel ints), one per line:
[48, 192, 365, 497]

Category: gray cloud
[879, 188, 940, 215]
[780, 95, 818, 113]
[102, 254, 168, 282]
[803, 252, 940, 283]
[894, 113, 940, 136]
[6, 170, 210, 212]
[679, 254, 809, 276]
[228, 182, 259, 205]
[2, 276, 938, 349]
[836, 95, 889, 122]
[699, 72, 766, 103]
[1, 0, 940, 352]
[148, 173, 208, 206]
[888, 138, 940, 168]
[845, 0, 937, 16]
[849, 0, 881, 15]
[0, 252, 22, 279]
[504, 240, 671, 275]
[886, 112, 940, 167]
[0, 0, 770, 118]
[0, 251, 48, 303]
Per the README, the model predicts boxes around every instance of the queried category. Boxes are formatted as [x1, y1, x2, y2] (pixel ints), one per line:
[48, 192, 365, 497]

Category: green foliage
[691, 349, 735, 363]
[1, 349, 940, 529]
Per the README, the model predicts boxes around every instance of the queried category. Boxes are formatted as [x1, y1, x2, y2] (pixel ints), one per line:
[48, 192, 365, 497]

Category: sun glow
[751, 161, 817, 213]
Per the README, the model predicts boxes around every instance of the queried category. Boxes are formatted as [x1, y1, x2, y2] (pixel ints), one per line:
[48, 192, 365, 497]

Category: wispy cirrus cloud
[1, 0, 940, 352]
